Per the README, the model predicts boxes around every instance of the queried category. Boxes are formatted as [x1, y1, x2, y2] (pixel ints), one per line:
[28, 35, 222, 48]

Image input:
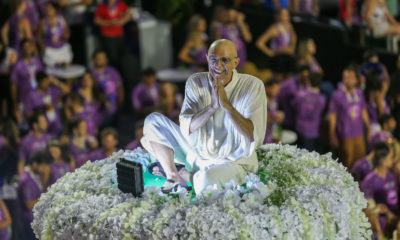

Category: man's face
[94, 52, 107, 68]
[22, 41, 34, 57]
[35, 115, 48, 133]
[77, 121, 87, 136]
[279, 9, 290, 23]
[343, 70, 357, 89]
[389, 118, 397, 131]
[227, 9, 237, 23]
[102, 134, 117, 150]
[298, 70, 310, 83]
[207, 43, 239, 84]
[38, 77, 51, 90]
[267, 84, 280, 97]
[142, 75, 156, 86]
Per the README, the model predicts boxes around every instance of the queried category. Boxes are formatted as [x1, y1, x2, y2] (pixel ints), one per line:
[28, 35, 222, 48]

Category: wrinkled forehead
[208, 42, 238, 58]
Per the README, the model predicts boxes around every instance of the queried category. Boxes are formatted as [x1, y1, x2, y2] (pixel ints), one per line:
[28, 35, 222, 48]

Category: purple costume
[25, 0, 40, 29]
[17, 169, 43, 232]
[278, 76, 307, 128]
[73, 110, 98, 137]
[10, 57, 44, 104]
[0, 202, 9, 240]
[87, 149, 108, 161]
[90, 66, 122, 114]
[329, 84, 366, 139]
[43, 15, 67, 49]
[48, 161, 71, 185]
[218, 24, 247, 68]
[293, 89, 326, 138]
[25, 86, 62, 134]
[70, 136, 97, 168]
[370, 131, 392, 151]
[131, 83, 160, 111]
[270, 24, 292, 51]
[264, 97, 279, 143]
[19, 133, 53, 163]
[351, 157, 373, 182]
[367, 98, 390, 124]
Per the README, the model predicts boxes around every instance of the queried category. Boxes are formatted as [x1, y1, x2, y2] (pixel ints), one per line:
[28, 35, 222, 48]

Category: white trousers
[141, 112, 248, 194]
[44, 43, 73, 67]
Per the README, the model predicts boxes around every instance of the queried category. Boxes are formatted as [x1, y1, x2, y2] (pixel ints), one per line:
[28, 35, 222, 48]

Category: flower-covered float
[32, 144, 371, 240]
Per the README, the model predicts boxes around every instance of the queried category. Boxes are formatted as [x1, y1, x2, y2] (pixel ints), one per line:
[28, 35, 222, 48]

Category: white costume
[141, 70, 267, 193]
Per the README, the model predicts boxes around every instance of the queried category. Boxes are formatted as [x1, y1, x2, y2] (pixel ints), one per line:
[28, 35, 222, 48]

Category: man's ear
[234, 57, 240, 69]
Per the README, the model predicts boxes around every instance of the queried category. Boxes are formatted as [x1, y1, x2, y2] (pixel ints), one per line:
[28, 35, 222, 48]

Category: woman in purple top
[68, 118, 99, 168]
[293, 73, 326, 153]
[264, 79, 284, 144]
[178, 15, 208, 72]
[365, 71, 390, 127]
[1, 0, 34, 55]
[131, 68, 160, 118]
[256, 8, 297, 81]
[47, 140, 73, 186]
[37, 2, 72, 66]
[78, 72, 105, 128]
[0, 199, 11, 240]
[297, 38, 322, 74]
[361, 142, 397, 238]
[25, 0, 40, 30]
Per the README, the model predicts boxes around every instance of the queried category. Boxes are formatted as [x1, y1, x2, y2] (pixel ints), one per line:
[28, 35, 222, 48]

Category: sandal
[148, 162, 186, 178]
[161, 179, 193, 194]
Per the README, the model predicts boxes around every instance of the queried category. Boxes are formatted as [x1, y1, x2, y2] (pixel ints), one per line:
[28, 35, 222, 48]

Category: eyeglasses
[207, 55, 238, 65]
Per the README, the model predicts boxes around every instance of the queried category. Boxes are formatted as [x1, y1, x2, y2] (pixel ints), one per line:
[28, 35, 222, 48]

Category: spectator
[291, 0, 319, 16]
[339, 0, 360, 27]
[131, 68, 160, 118]
[10, 38, 44, 119]
[25, 71, 70, 134]
[264, 78, 284, 143]
[88, 128, 118, 161]
[16, 151, 50, 240]
[278, 64, 310, 129]
[209, 5, 227, 41]
[0, 39, 17, 117]
[360, 50, 389, 94]
[126, 120, 143, 150]
[352, 142, 389, 183]
[90, 50, 124, 117]
[363, 0, 400, 37]
[159, 82, 182, 123]
[68, 118, 98, 168]
[94, 0, 132, 69]
[1, 0, 34, 55]
[18, 112, 53, 174]
[0, 199, 11, 240]
[47, 140, 73, 186]
[78, 72, 106, 129]
[329, 65, 371, 169]
[297, 38, 322, 74]
[0, 118, 20, 180]
[293, 72, 326, 153]
[256, 8, 297, 82]
[37, 2, 73, 67]
[370, 114, 397, 150]
[361, 142, 397, 239]
[66, 93, 98, 136]
[216, 6, 252, 70]
[178, 15, 208, 72]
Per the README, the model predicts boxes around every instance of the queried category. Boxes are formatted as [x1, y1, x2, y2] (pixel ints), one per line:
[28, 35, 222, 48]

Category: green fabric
[143, 171, 192, 188]
[387, 0, 399, 17]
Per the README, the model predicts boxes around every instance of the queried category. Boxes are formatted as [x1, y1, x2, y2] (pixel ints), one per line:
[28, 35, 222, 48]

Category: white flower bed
[32, 144, 371, 240]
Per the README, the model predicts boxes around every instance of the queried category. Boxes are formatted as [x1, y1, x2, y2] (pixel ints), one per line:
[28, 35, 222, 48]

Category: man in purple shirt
[17, 151, 50, 240]
[330, 65, 371, 169]
[278, 65, 310, 129]
[352, 142, 388, 182]
[24, 71, 70, 134]
[10, 38, 44, 118]
[217, 7, 252, 70]
[360, 142, 397, 238]
[90, 50, 124, 116]
[369, 114, 396, 151]
[18, 112, 53, 174]
[126, 120, 143, 150]
[293, 72, 326, 153]
[131, 68, 160, 118]
[88, 128, 118, 162]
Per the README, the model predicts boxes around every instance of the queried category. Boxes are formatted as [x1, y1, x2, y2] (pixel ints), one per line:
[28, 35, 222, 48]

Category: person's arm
[365, 0, 376, 29]
[313, 0, 320, 15]
[345, 0, 354, 27]
[50, 76, 70, 95]
[62, 18, 71, 41]
[117, 83, 124, 110]
[60, 0, 93, 7]
[1, 21, 9, 47]
[237, 13, 252, 43]
[178, 40, 196, 65]
[21, 17, 33, 40]
[256, 26, 277, 57]
[94, 7, 113, 27]
[116, 7, 132, 26]
[287, 25, 297, 55]
[329, 112, 339, 148]
[362, 108, 372, 141]
[36, 20, 46, 52]
[0, 200, 11, 230]
[290, 0, 299, 13]
[25, 200, 38, 211]
[217, 80, 254, 142]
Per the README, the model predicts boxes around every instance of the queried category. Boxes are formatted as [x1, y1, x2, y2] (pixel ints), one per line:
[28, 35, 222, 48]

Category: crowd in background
[0, 0, 399, 239]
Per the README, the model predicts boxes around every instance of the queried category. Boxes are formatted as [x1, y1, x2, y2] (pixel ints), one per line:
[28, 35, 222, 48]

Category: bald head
[208, 39, 238, 57]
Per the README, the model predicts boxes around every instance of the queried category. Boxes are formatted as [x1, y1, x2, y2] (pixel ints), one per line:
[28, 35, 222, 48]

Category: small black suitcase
[116, 158, 144, 197]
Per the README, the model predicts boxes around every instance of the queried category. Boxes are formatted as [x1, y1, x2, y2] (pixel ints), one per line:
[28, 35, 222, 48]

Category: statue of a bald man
[141, 39, 267, 194]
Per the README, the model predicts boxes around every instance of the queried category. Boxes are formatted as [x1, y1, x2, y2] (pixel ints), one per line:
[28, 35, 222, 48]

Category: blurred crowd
[0, 0, 399, 239]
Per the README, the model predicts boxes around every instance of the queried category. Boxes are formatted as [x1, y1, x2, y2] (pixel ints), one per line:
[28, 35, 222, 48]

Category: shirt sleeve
[329, 93, 338, 114]
[22, 180, 40, 201]
[360, 177, 374, 199]
[18, 140, 28, 161]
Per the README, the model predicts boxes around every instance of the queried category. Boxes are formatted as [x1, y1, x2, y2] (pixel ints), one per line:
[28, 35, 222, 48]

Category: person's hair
[30, 151, 51, 165]
[159, 82, 178, 98]
[45, 1, 59, 11]
[297, 38, 312, 60]
[142, 67, 156, 77]
[187, 15, 204, 33]
[100, 127, 118, 140]
[68, 92, 84, 106]
[297, 64, 310, 73]
[372, 142, 391, 168]
[363, 49, 378, 63]
[79, 72, 106, 107]
[10, 0, 24, 14]
[310, 72, 322, 88]
[65, 117, 85, 135]
[365, 70, 382, 93]
[20, 38, 32, 48]
[36, 71, 48, 84]
[135, 120, 144, 130]
[28, 111, 45, 129]
[265, 78, 280, 87]
[343, 64, 358, 74]
[47, 139, 61, 149]
[92, 49, 106, 59]
[379, 114, 393, 127]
